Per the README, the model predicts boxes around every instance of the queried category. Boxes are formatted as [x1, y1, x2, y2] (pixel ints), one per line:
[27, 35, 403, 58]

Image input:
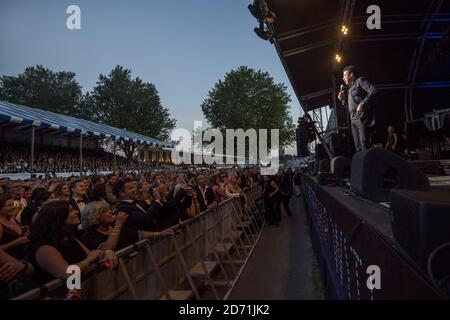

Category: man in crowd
[69, 179, 90, 217]
[194, 174, 217, 212]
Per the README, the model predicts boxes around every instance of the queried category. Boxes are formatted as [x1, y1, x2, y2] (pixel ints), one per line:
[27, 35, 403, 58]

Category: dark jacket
[116, 200, 159, 231]
[150, 188, 189, 230]
[69, 195, 90, 217]
[345, 76, 377, 124]
[194, 186, 215, 212]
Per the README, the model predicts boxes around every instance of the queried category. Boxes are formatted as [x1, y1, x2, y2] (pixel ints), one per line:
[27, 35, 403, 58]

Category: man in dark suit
[338, 65, 377, 152]
[194, 174, 217, 212]
[148, 183, 190, 230]
[114, 177, 158, 231]
[69, 179, 90, 217]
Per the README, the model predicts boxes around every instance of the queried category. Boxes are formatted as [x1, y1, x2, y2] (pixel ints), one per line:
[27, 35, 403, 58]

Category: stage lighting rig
[249, 1, 277, 43]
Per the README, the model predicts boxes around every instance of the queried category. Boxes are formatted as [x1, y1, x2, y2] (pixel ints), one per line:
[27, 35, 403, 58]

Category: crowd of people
[0, 165, 299, 300]
[0, 143, 142, 174]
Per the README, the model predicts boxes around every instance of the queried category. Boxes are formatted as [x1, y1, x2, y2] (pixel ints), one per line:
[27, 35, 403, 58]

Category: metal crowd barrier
[14, 186, 264, 300]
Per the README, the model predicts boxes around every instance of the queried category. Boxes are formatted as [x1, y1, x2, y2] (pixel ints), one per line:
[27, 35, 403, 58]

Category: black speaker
[317, 159, 330, 174]
[315, 143, 327, 160]
[318, 172, 338, 185]
[296, 127, 309, 157]
[331, 156, 351, 180]
[390, 189, 450, 275]
[351, 148, 430, 202]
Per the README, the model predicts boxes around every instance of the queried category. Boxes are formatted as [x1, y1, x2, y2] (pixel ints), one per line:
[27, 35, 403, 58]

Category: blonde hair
[81, 200, 110, 229]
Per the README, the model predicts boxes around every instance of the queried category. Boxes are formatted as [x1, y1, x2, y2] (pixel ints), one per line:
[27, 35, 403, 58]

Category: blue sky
[0, 0, 300, 151]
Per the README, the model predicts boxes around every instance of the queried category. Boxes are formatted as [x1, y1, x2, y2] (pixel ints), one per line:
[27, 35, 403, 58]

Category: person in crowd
[21, 190, 55, 227]
[210, 174, 224, 205]
[0, 248, 35, 300]
[293, 169, 302, 197]
[27, 200, 117, 286]
[89, 183, 107, 202]
[6, 181, 27, 223]
[92, 176, 105, 188]
[69, 179, 90, 217]
[186, 186, 201, 218]
[149, 183, 189, 230]
[114, 177, 156, 230]
[136, 180, 153, 211]
[280, 170, 292, 216]
[225, 174, 244, 199]
[105, 174, 119, 206]
[53, 182, 71, 201]
[20, 187, 45, 228]
[262, 176, 281, 227]
[80, 201, 172, 251]
[0, 194, 29, 259]
[194, 174, 217, 212]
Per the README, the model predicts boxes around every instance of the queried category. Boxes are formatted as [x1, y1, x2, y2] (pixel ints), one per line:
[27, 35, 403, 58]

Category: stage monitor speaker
[350, 148, 430, 202]
[331, 156, 351, 180]
[296, 127, 309, 157]
[315, 143, 327, 160]
[390, 189, 450, 275]
[317, 159, 330, 174]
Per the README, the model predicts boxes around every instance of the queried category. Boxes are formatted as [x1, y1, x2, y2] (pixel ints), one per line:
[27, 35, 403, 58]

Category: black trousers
[351, 118, 370, 152]
[265, 199, 281, 225]
[281, 195, 291, 216]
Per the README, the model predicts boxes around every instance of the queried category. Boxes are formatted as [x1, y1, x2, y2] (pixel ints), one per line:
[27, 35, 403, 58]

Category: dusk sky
[0, 0, 301, 152]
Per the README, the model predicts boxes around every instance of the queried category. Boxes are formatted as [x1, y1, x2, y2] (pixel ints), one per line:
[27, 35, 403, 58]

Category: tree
[84, 65, 176, 159]
[0, 65, 82, 116]
[201, 66, 295, 151]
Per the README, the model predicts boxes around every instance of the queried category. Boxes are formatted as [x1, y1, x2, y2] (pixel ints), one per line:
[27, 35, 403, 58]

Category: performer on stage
[338, 66, 377, 152]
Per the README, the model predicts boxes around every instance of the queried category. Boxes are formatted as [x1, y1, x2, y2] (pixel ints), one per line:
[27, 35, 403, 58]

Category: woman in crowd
[224, 175, 243, 199]
[80, 201, 172, 251]
[21, 190, 55, 228]
[210, 174, 224, 204]
[20, 187, 45, 228]
[0, 194, 29, 259]
[53, 182, 71, 200]
[136, 180, 153, 211]
[0, 248, 35, 300]
[89, 183, 107, 202]
[185, 185, 201, 218]
[27, 200, 117, 286]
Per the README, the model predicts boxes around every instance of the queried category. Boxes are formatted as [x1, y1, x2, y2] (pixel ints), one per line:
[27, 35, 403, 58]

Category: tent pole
[113, 141, 117, 173]
[79, 133, 83, 177]
[30, 126, 35, 179]
[137, 145, 141, 174]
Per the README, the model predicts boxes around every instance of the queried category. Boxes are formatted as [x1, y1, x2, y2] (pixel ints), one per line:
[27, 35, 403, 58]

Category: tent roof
[0, 100, 172, 148]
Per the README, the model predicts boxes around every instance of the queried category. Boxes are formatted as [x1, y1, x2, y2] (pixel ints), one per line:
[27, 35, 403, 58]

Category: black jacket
[344, 76, 377, 124]
[151, 188, 189, 230]
[116, 200, 159, 231]
[69, 195, 90, 217]
[194, 186, 215, 212]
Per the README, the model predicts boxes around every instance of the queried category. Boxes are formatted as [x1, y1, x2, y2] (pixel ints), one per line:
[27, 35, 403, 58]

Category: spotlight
[254, 26, 273, 42]
[248, 1, 265, 20]
[341, 25, 349, 36]
[335, 54, 342, 63]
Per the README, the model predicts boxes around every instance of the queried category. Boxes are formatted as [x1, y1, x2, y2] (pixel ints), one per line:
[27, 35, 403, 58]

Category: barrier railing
[14, 186, 264, 300]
